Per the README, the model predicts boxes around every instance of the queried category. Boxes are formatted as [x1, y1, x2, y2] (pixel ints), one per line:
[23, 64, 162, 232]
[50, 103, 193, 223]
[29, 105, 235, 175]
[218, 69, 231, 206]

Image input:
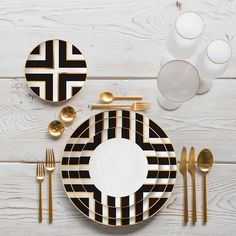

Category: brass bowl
[60, 106, 76, 123]
[48, 120, 65, 137]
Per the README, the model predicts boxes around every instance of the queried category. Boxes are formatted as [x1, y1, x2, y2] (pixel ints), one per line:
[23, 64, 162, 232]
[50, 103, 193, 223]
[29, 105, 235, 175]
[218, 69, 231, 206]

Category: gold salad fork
[45, 149, 56, 223]
[36, 162, 45, 223]
[90, 101, 150, 111]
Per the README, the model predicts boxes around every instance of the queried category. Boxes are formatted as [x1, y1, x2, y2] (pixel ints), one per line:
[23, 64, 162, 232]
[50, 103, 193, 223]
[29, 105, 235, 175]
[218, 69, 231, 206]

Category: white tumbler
[195, 39, 232, 94]
[157, 60, 200, 110]
[167, 12, 204, 59]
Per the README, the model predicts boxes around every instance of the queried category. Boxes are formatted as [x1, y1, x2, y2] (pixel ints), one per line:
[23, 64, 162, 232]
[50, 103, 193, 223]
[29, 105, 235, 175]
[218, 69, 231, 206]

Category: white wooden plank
[0, 0, 236, 77]
[0, 78, 235, 162]
[0, 162, 235, 235]
[0, 79, 236, 162]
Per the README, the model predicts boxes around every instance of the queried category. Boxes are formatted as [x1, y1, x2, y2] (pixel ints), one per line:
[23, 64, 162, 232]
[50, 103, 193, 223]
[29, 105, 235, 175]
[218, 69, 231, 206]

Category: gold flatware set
[47, 92, 149, 138]
[91, 91, 149, 111]
[44, 90, 214, 226]
[180, 147, 213, 225]
[36, 148, 56, 223]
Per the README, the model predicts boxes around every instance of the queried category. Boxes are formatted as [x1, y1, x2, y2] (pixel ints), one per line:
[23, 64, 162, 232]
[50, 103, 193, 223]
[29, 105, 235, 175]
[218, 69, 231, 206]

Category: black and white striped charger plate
[61, 111, 177, 226]
[25, 39, 87, 102]
[62, 113, 168, 209]
[61, 110, 177, 226]
[62, 115, 175, 224]
[62, 125, 170, 224]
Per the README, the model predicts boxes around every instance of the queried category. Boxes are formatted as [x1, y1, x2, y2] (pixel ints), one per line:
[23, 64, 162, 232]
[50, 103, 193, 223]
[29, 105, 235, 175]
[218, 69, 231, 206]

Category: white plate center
[89, 138, 148, 197]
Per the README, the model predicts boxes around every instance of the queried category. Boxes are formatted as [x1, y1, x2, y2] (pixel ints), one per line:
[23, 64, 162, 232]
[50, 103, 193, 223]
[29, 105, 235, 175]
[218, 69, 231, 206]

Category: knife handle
[184, 175, 188, 224]
[192, 176, 197, 224]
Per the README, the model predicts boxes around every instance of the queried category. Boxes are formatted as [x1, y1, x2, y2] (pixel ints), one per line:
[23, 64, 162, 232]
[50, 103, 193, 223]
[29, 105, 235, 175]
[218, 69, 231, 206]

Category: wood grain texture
[0, 78, 235, 163]
[0, 0, 236, 78]
[0, 162, 235, 236]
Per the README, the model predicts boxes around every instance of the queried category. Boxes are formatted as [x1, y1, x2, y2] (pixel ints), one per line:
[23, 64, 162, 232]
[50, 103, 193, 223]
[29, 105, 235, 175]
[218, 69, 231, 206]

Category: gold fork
[45, 149, 56, 223]
[36, 162, 45, 223]
[90, 101, 150, 111]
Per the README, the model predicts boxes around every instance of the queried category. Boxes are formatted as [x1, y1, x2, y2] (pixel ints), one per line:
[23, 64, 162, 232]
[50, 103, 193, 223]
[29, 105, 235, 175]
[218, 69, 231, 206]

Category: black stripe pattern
[61, 110, 177, 226]
[25, 39, 87, 102]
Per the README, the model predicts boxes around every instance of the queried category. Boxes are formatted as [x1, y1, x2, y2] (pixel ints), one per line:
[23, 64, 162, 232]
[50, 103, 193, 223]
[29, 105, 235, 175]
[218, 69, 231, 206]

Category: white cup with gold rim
[195, 39, 232, 94]
[167, 12, 204, 59]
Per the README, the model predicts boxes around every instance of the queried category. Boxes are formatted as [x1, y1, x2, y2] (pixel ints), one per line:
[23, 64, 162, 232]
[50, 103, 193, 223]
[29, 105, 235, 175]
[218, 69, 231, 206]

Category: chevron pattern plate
[25, 39, 87, 102]
[61, 110, 177, 226]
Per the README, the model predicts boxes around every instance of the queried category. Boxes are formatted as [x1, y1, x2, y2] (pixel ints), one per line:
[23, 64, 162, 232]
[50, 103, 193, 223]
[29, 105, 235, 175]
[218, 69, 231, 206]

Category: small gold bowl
[60, 105, 76, 123]
[48, 120, 65, 137]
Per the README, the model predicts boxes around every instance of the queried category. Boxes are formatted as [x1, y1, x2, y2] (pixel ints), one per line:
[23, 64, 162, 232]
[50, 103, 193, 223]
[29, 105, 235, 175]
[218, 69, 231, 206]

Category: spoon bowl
[197, 149, 213, 174]
[99, 92, 114, 103]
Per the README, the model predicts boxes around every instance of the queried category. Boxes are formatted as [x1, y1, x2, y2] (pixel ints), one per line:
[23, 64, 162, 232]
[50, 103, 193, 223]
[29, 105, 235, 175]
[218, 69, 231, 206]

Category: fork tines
[36, 162, 45, 180]
[46, 149, 56, 168]
[133, 101, 150, 111]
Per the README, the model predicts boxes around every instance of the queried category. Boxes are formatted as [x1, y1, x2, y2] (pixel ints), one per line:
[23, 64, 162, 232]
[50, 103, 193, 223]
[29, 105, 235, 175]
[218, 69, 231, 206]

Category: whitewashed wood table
[1, 0, 236, 235]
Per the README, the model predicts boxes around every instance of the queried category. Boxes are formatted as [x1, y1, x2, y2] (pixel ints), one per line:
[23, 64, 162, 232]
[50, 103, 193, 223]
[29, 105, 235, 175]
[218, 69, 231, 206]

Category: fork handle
[38, 182, 42, 223]
[90, 104, 131, 109]
[48, 172, 53, 223]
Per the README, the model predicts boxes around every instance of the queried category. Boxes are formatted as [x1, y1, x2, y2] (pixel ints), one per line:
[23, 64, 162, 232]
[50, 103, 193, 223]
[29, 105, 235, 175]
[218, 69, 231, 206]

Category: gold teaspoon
[197, 149, 214, 225]
[99, 91, 143, 103]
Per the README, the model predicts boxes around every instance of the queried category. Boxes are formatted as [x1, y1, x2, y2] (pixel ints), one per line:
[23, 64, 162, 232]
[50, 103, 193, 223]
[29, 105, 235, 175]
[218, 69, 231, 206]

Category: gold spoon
[99, 91, 143, 103]
[197, 149, 213, 224]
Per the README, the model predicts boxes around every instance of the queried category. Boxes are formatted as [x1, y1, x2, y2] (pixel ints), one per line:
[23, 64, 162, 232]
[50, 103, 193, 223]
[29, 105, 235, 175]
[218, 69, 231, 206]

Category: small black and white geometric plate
[25, 39, 87, 102]
[61, 110, 177, 226]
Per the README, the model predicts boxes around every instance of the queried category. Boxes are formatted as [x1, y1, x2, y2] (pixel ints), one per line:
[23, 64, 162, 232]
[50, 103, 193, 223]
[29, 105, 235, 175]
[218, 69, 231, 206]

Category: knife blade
[180, 147, 187, 175]
[188, 147, 197, 224]
[180, 147, 188, 224]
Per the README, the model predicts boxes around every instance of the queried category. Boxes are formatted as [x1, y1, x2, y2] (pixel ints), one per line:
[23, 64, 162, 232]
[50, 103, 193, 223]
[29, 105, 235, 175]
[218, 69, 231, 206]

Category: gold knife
[179, 147, 188, 225]
[188, 147, 197, 224]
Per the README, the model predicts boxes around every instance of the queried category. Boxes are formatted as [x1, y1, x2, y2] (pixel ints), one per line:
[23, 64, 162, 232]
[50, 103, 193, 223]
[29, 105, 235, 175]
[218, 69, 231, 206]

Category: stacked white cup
[157, 12, 232, 110]
[195, 39, 232, 94]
